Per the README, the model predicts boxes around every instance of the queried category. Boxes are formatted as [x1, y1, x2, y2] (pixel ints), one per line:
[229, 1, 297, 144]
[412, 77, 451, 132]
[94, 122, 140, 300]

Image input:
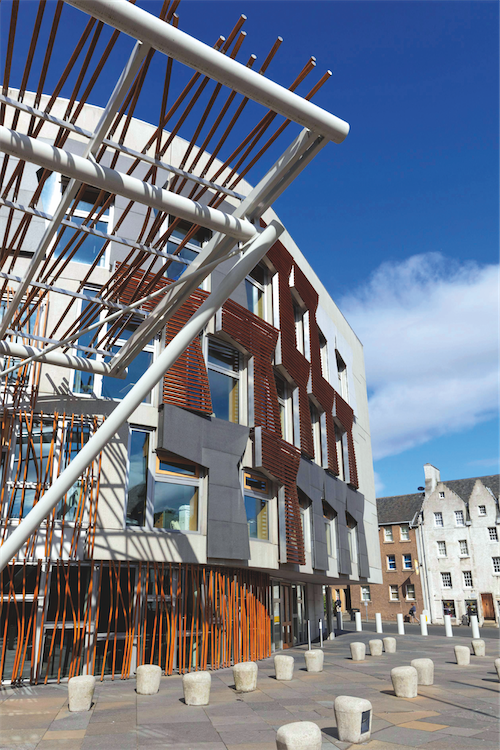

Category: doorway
[481, 593, 495, 620]
[282, 583, 293, 648]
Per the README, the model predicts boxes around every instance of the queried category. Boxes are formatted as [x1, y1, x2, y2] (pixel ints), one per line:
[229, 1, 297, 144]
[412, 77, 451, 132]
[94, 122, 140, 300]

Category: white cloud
[340, 253, 499, 461]
[373, 471, 385, 495]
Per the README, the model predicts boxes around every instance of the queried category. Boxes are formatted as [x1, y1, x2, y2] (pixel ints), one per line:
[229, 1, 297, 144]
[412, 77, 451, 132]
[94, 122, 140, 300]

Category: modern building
[415, 465, 500, 626]
[350, 493, 424, 621]
[0, 0, 381, 684]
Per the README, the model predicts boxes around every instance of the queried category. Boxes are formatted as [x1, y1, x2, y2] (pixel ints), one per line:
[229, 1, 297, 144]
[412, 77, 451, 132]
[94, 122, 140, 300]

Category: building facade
[350, 493, 424, 621]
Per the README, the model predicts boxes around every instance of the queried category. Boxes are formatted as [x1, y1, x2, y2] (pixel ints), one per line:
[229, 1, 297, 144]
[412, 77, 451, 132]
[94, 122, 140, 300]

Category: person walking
[409, 604, 417, 622]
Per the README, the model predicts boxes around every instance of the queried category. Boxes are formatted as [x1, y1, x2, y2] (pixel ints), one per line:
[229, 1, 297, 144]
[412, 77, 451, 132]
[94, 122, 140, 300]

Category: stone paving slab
[0, 630, 498, 749]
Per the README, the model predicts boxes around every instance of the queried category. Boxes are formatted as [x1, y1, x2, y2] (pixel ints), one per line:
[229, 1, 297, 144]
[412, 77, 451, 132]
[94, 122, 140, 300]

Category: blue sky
[2, 0, 498, 496]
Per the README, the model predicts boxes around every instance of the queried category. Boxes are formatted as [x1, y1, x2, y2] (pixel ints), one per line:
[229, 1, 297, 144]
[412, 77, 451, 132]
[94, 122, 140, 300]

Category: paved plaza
[1, 629, 498, 750]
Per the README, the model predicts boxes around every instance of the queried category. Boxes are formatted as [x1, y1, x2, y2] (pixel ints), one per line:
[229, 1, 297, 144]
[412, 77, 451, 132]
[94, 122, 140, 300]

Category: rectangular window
[154, 451, 200, 532]
[454, 510, 465, 526]
[387, 554, 396, 570]
[323, 502, 337, 559]
[207, 338, 240, 423]
[126, 428, 150, 527]
[488, 527, 498, 541]
[244, 471, 270, 541]
[56, 421, 91, 521]
[310, 401, 322, 465]
[400, 524, 410, 541]
[441, 572, 452, 588]
[434, 512, 443, 527]
[102, 320, 154, 403]
[389, 585, 399, 601]
[346, 514, 358, 564]
[478, 505, 487, 516]
[361, 586, 371, 602]
[318, 329, 329, 382]
[493, 557, 500, 573]
[275, 373, 293, 442]
[293, 301, 306, 355]
[437, 540, 447, 556]
[245, 264, 266, 319]
[335, 350, 348, 401]
[402, 554, 412, 570]
[459, 539, 469, 556]
[335, 424, 348, 482]
[463, 571, 473, 587]
[56, 182, 112, 267]
[383, 527, 393, 542]
[439, 491, 445, 498]
[165, 218, 211, 280]
[406, 584, 416, 600]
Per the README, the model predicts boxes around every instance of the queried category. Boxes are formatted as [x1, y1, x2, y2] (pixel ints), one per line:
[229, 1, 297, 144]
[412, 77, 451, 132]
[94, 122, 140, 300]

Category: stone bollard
[350, 642, 366, 662]
[335, 696, 372, 744]
[304, 650, 324, 673]
[233, 661, 258, 692]
[355, 611, 362, 632]
[276, 720, 322, 750]
[411, 658, 434, 686]
[375, 613, 383, 633]
[68, 675, 96, 712]
[454, 646, 470, 666]
[383, 637, 397, 653]
[183, 671, 211, 705]
[494, 658, 500, 680]
[397, 613, 405, 635]
[368, 639, 383, 656]
[136, 664, 162, 695]
[471, 639, 485, 657]
[274, 654, 294, 681]
[391, 666, 418, 698]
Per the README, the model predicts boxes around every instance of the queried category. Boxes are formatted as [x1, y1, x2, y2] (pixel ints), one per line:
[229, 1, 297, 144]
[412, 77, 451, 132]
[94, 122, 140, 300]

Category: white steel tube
[355, 611, 362, 632]
[307, 620, 311, 650]
[0, 221, 283, 572]
[0, 340, 126, 377]
[470, 615, 480, 640]
[444, 614, 453, 637]
[0, 126, 255, 243]
[420, 614, 428, 636]
[66, 0, 350, 144]
[397, 613, 405, 635]
[375, 613, 383, 633]
[319, 619, 323, 648]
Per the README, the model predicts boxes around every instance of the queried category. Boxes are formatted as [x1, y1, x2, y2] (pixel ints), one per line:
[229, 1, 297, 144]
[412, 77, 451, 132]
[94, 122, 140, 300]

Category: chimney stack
[424, 464, 440, 496]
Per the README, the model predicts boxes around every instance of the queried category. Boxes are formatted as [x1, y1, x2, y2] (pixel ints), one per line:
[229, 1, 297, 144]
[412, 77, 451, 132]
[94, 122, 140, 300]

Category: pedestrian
[409, 604, 417, 622]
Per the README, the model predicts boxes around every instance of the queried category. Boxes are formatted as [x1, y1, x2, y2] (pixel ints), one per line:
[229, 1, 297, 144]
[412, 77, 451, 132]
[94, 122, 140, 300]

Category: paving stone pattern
[1, 631, 498, 749]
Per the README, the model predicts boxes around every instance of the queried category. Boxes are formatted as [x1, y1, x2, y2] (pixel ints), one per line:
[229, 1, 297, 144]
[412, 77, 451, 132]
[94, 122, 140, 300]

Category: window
[102, 319, 154, 403]
[126, 428, 150, 527]
[361, 586, 371, 602]
[402, 554, 412, 570]
[383, 527, 393, 542]
[55, 180, 112, 267]
[454, 510, 465, 526]
[458, 539, 469, 555]
[405, 584, 416, 600]
[323, 501, 337, 559]
[56, 421, 91, 521]
[6, 419, 56, 519]
[275, 373, 293, 442]
[493, 557, 500, 573]
[400, 524, 410, 541]
[293, 301, 306, 356]
[389, 585, 399, 601]
[335, 350, 348, 401]
[437, 541, 447, 556]
[478, 505, 487, 516]
[299, 491, 312, 555]
[346, 512, 358, 564]
[154, 452, 200, 531]
[439, 491, 445, 499]
[441, 572, 452, 588]
[463, 571, 473, 587]
[318, 329, 329, 382]
[335, 424, 348, 482]
[207, 338, 240, 423]
[387, 555, 396, 570]
[310, 401, 323, 465]
[245, 264, 266, 319]
[165, 218, 211, 281]
[434, 512, 443, 527]
[488, 527, 498, 541]
[244, 472, 270, 541]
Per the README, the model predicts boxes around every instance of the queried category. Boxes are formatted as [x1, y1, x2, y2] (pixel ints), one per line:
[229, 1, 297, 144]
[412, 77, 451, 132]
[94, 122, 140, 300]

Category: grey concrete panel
[207, 520, 250, 560]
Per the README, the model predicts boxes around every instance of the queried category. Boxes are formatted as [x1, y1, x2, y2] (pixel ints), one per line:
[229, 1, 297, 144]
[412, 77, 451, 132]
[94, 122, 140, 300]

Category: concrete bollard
[391, 666, 418, 698]
[420, 614, 428, 636]
[136, 664, 162, 695]
[470, 615, 480, 640]
[383, 637, 397, 653]
[334, 695, 372, 744]
[68, 675, 96, 712]
[411, 658, 434, 685]
[304, 650, 324, 673]
[471, 639, 485, 657]
[183, 671, 211, 705]
[444, 614, 453, 637]
[375, 613, 383, 633]
[274, 654, 294, 681]
[233, 661, 258, 692]
[276, 720, 322, 750]
[397, 613, 405, 635]
[454, 646, 470, 666]
[355, 611, 362, 632]
[369, 639, 383, 656]
[350, 642, 366, 662]
[494, 658, 500, 680]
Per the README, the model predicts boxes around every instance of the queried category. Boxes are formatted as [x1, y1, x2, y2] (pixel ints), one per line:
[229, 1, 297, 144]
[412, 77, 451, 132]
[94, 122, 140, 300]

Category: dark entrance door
[481, 593, 495, 620]
[282, 583, 293, 648]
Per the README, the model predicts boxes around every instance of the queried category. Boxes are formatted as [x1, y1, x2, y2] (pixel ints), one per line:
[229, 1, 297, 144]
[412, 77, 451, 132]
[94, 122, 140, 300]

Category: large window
[275, 372, 293, 443]
[335, 424, 348, 482]
[299, 491, 312, 555]
[463, 571, 473, 588]
[245, 264, 266, 319]
[293, 300, 306, 356]
[165, 218, 211, 281]
[459, 540, 469, 556]
[207, 338, 240, 423]
[454, 510, 465, 527]
[335, 350, 348, 401]
[318, 329, 329, 382]
[310, 401, 323, 465]
[323, 501, 337, 559]
[54, 181, 112, 267]
[244, 472, 270, 540]
[346, 512, 358, 565]
[434, 512, 444, 527]
[437, 541, 447, 556]
[125, 428, 150, 528]
[441, 572, 452, 588]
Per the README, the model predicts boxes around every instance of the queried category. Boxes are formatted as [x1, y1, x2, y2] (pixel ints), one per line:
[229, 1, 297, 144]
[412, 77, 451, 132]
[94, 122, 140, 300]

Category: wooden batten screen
[0, 561, 271, 684]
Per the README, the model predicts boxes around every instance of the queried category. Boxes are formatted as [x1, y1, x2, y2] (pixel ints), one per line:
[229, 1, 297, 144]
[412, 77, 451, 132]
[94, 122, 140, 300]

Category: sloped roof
[443, 474, 499, 502]
[376, 493, 424, 525]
